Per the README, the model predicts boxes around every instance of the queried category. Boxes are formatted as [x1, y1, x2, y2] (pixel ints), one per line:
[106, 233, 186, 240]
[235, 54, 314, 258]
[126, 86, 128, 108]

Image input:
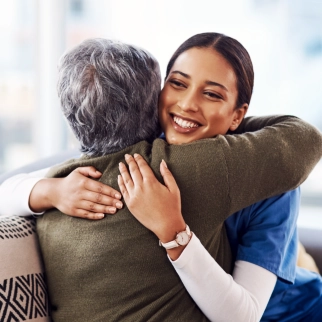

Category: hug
[1, 33, 322, 321]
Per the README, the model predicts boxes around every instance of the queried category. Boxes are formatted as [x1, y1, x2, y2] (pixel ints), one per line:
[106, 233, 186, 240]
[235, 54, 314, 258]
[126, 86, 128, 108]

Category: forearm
[170, 234, 276, 322]
[229, 114, 317, 135]
[222, 115, 322, 213]
[28, 177, 61, 213]
[0, 168, 48, 216]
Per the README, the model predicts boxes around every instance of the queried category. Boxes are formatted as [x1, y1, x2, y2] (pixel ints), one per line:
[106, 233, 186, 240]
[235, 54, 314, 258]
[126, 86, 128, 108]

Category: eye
[204, 91, 223, 100]
[169, 79, 186, 88]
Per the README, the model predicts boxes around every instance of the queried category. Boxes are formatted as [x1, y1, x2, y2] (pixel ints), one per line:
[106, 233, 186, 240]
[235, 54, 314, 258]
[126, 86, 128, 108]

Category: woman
[119, 157, 322, 322]
[1, 33, 322, 321]
[116, 34, 322, 321]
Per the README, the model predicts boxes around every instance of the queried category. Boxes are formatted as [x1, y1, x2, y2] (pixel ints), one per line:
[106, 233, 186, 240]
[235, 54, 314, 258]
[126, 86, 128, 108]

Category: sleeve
[220, 115, 322, 214]
[0, 168, 48, 217]
[168, 189, 300, 321]
[169, 234, 277, 322]
[232, 189, 300, 282]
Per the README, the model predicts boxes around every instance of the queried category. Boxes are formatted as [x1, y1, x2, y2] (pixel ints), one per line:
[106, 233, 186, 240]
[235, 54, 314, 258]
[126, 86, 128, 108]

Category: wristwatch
[159, 225, 192, 249]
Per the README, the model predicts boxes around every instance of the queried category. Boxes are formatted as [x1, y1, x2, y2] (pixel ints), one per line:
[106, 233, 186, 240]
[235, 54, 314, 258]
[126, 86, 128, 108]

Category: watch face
[176, 232, 190, 246]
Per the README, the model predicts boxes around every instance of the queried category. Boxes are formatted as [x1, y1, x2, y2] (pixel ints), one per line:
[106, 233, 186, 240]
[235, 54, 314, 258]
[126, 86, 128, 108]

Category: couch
[0, 150, 79, 322]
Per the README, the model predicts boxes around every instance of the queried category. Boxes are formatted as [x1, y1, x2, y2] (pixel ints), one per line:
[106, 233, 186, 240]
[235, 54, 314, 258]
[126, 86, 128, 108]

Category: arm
[0, 168, 47, 217]
[172, 187, 301, 321]
[229, 114, 318, 135]
[220, 115, 322, 214]
[3, 115, 319, 219]
[0, 167, 123, 219]
[118, 154, 185, 260]
[75, 115, 320, 220]
[117, 154, 277, 322]
[171, 235, 277, 322]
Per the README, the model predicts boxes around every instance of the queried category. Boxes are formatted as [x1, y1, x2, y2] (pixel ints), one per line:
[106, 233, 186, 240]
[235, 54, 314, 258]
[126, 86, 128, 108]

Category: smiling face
[159, 47, 248, 145]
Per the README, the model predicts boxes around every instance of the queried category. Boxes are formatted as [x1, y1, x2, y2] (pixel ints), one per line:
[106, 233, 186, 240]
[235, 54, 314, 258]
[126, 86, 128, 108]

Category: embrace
[1, 33, 322, 321]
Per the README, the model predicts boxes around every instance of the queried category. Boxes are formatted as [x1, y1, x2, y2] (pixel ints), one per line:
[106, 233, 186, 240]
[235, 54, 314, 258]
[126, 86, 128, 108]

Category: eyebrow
[171, 70, 228, 91]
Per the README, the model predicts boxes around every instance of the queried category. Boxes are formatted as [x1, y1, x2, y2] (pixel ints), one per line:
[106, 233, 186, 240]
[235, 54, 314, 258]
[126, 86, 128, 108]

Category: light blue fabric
[225, 188, 322, 321]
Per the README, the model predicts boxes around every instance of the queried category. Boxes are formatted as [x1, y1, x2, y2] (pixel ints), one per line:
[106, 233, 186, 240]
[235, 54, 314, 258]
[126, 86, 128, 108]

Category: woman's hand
[29, 166, 123, 220]
[118, 154, 187, 252]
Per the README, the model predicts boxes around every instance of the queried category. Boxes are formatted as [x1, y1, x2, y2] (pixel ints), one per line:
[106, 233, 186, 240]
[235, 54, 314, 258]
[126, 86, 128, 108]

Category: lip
[170, 113, 201, 134]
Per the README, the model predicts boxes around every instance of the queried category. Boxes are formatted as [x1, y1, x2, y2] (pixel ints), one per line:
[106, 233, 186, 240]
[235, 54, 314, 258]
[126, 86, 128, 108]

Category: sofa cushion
[0, 215, 50, 321]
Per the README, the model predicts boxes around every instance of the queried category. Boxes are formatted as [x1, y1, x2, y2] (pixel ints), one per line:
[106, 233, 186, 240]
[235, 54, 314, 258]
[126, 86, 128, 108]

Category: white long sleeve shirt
[0, 172, 277, 322]
[0, 169, 48, 216]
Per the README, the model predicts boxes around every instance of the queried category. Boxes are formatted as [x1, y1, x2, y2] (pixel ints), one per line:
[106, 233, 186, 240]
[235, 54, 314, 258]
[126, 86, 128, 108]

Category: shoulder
[230, 189, 301, 282]
[249, 188, 301, 221]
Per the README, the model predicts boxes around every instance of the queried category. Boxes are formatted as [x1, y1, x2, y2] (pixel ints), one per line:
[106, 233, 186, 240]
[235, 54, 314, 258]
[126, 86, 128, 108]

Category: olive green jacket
[37, 115, 322, 322]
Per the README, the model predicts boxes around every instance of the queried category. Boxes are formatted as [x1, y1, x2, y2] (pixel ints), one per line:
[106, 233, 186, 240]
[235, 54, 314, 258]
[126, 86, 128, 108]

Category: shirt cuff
[168, 233, 201, 269]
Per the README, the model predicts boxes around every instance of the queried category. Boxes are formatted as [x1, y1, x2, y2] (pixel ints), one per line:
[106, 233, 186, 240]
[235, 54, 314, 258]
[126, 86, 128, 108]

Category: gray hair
[57, 38, 162, 156]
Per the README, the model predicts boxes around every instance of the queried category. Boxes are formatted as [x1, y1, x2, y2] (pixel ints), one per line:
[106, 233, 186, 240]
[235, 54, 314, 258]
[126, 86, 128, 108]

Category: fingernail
[115, 193, 121, 199]
[119, 162, 124, 167]
[97, 214, 105, 219]
[116, 202, 123, 208]
[95, 170, 101, 174]
[109, 207, 116, 213]
[134, 153, 139, 158]
[162, 159, 168, 168]
[125, 154, 130, 159]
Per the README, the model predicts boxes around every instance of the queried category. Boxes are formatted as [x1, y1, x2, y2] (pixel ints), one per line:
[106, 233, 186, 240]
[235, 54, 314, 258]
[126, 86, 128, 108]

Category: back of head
[57, 38, 161, 156]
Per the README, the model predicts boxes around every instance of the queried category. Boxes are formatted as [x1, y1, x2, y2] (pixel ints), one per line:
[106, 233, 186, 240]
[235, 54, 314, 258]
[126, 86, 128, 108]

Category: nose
[177, 89, 199, 113]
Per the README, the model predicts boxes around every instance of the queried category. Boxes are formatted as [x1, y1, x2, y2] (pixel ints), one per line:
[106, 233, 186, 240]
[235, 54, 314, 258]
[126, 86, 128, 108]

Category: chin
[165, 135, 181, 145]
[169, 136, 193, 145]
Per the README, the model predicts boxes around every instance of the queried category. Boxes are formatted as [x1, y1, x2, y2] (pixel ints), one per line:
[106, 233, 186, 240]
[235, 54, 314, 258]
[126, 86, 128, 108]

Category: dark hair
[57, 38, 161, 156]
[166, 32, 254, 109]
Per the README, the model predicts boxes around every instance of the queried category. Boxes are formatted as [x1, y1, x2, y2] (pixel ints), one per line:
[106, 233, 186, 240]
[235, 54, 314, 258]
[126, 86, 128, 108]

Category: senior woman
[1, 34, 322, 321]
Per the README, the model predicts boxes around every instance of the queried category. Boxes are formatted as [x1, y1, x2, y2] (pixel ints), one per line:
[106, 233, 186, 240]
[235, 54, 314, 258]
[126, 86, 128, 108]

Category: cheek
[158, 91, 167, 112]
[206, 109, 226, 125]
[205, 108, 234, 134]
[158, 96, 168, 128]
[159, 86, 175, 107]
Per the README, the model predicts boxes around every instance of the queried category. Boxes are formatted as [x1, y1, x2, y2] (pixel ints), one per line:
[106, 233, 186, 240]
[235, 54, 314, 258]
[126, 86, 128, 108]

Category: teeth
[173, 116, 199, 129]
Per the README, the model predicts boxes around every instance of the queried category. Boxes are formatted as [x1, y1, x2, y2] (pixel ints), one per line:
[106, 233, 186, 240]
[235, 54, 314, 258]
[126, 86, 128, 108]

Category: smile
[173, 116, 200, 129]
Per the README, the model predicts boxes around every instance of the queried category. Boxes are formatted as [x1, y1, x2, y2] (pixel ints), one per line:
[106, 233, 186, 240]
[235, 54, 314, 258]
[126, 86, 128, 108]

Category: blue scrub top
[225, 188, 322, 321]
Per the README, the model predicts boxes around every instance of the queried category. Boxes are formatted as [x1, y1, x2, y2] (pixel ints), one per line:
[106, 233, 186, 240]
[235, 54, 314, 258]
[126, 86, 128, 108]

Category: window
[0, 0, 36, 172]
[0, 0, 321, 222]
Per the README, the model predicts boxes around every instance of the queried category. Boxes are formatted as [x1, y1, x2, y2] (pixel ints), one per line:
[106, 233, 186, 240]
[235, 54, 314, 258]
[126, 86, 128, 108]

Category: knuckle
[70, 206, 78, 214]
[79, 178, 87, 187]
[96, 193, 102, 203]
[144, 177, 153, 184]
[137, 158, 145, 164]
[76, 210, 86, 218]
[89, 203, 95, 211]
[119, 166, 127, 174]
[83, 211, 91, 218]
[130, 165, 137, 171]
[83, 213, 92, 219]
[127, 158, 134, 165]
[139, 162, 149, 170]
[119, 186, 125, 194]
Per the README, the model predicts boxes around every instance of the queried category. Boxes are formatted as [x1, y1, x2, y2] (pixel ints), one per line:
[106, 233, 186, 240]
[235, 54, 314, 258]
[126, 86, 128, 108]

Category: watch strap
[159, 239, 180, 249]
[159, 225, 191, 249]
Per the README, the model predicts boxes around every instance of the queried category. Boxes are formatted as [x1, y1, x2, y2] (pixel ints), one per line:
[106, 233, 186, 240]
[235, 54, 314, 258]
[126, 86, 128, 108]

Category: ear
[229, 104, 248, 131]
